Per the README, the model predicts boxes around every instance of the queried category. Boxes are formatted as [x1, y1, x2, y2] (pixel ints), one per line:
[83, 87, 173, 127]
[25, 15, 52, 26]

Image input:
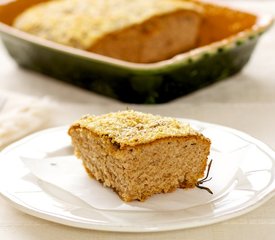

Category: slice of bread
[68, 110, 211, 202]
[13, 0, 202, 63]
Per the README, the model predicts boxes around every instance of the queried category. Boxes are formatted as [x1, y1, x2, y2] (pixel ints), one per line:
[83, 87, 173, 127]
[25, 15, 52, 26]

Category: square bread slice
[68, 110, 211, 201]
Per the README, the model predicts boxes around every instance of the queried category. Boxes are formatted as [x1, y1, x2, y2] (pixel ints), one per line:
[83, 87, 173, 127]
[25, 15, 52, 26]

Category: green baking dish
[0, 0, 273, 103]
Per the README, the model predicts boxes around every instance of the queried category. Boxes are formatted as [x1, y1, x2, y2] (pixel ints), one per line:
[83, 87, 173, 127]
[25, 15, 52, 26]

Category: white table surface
[0, 1, 275, 239]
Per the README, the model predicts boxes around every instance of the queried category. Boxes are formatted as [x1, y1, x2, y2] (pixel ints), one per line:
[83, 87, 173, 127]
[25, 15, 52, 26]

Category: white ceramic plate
[0, 119, 275, 232]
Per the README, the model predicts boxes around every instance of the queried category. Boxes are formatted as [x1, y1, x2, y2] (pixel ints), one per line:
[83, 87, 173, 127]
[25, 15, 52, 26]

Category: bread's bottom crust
[84, 164, 200, 202]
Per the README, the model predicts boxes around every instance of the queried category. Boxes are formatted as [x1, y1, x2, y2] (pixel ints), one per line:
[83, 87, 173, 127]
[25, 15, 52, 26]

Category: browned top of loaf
[69, 110, 205, 147]
[13, 0, 202, 50]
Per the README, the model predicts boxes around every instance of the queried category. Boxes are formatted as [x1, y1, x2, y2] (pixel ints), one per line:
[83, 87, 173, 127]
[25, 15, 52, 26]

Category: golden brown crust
[68, 110, 204, 148]
[13, 0, 202, 63]
[89, 9, 201, 63]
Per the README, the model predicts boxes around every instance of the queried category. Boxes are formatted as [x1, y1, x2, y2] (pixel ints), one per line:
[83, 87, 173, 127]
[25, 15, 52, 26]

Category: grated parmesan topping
[71, 110, 199, 147]
[14, 0, 202, 49]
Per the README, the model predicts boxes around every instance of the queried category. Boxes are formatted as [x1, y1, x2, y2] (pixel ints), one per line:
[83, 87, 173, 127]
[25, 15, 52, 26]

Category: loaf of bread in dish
[13, 0, 202, 63]
[68, 110, 211, 202]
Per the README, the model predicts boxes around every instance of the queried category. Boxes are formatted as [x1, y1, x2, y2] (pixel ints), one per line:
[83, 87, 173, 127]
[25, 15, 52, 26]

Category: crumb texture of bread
[13, 0, 202, 63]
[68, 110, 211, 202]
